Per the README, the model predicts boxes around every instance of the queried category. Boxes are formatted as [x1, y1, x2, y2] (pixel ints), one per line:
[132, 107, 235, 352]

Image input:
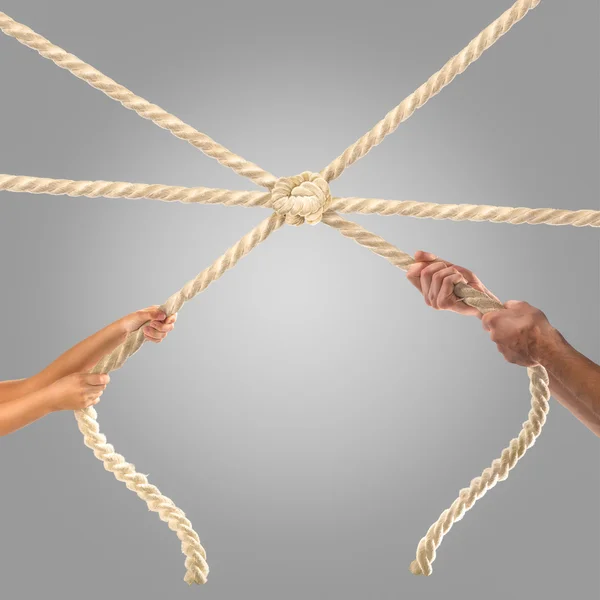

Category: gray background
[0, 1, 598, 598]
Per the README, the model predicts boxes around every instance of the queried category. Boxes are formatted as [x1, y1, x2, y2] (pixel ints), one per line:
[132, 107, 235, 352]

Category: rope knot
[271, 171, 331, 226]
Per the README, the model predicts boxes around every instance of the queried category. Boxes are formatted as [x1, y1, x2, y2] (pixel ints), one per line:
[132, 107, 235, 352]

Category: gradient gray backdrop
[0, 1, 598, 598]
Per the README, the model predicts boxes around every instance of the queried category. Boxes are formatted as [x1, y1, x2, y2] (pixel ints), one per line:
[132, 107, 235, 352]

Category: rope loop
[271, 171, 331, 226]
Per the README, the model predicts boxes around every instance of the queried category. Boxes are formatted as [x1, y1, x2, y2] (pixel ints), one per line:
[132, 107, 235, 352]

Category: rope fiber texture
[0, 0, 587, 585]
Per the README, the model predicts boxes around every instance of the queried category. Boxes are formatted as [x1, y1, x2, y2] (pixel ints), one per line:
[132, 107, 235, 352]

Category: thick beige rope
[320, 0, 541, 183]
[0, 12, 277, 189]
[321, 212, 551, 575]
[0, 174, 272, 208]
[75, 212, 284, 584]
[329, 197, 600, 227]
[3, 174, 600, 228]
[0, 0, 579, 585]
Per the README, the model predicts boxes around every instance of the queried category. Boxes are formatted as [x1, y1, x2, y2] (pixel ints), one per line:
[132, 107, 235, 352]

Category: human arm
[24, 306, 176, 394]
[0, 373, 109, 437]
[481, 305, 600, 437]
[406, 251, 600, 437]
[0, 306, 178, 436]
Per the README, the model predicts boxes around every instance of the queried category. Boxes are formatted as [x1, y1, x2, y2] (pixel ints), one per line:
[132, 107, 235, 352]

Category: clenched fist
[46, 373, 110, 411]
[482, 300, 560, 367]
[406, 250, 561, 368]
[118, 306, 178, 344]
[406, 250, 500, 318]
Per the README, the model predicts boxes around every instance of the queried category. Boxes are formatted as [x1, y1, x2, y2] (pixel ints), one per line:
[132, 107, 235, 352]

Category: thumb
[135, 306, 166, 326]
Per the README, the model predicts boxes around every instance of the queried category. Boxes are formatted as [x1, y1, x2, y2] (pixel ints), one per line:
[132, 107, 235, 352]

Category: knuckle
[484, 312, 498, 325]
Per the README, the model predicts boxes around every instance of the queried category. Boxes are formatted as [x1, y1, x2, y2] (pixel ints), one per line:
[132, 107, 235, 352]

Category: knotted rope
[0, 0, 590, 585]
[2, 174, 599, 227]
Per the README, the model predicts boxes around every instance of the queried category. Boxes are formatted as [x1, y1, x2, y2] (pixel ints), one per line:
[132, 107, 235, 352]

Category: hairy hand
[406, 250, 499, 318]
[482, 300, 558, 367]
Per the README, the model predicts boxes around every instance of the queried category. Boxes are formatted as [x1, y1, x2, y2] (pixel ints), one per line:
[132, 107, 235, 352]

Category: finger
[86, 373, 110, 386]
[413, 250, 438, 262]
[496, 344, 528, 366]
[447, 260, 478, 281]
[436, 272, 469, 311]
[504, 300, 527, 310]
[85, 384, 107, 395]
[419, 262, 447, 306]
[87, 389, 103, 401]
[481, 312, 499, 332]
[406, 261, 428, 278]
[429, 267, 460, 309]
[140, 306, 167, 323]
[164, 313, 177, 325]
[406, 262, 427, 292]
[495, 342, 511, 361]
[147, 320, 175, 333]
[88, 394, 102, 407]
[144, 326, 166, 342]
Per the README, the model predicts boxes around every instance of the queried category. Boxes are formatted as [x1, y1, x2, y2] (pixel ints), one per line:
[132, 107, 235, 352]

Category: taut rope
[0, 0, 592, 584]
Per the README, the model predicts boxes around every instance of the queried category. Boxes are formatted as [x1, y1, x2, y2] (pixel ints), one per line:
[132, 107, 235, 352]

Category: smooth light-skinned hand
[118, 306, 178, 344]
[46, 372, 110, 411]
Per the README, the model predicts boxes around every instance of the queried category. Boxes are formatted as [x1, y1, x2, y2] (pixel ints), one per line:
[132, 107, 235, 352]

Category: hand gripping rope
[1, 0, 596, 584]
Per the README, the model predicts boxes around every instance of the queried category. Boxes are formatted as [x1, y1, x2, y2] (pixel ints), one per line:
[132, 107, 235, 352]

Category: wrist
[28, 387, 57, 415]
[107, 318, 129, 344]
[531, 326, 569, 366]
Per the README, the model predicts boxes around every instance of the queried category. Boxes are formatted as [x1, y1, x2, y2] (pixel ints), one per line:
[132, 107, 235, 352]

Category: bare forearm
[30, 319, 126, 390]
[0, 389, 53, 437]
[0, 378, 34, 404]
[538, 330, 600, 436]
[547, 372, 600, 437]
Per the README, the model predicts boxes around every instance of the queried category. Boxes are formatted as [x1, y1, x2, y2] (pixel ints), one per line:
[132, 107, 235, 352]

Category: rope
[0, 174, 271, 208]
[319, 0, 541, 183]
[75, 212, 284, 585]
[0, 0, 582, 586]
[329, 197, 600, 227]
[321, 212, 551, 575]
[0, 12, 277, 189]
[3, 174, 600, 227]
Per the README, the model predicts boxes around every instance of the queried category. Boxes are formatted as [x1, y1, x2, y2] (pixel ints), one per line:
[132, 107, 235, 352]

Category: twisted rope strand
[0, 0, 567, 584]
[0, 174, 271, 208]
[330, 197, 600, 227]
[320, 0, 541, 183]
[75, 212, 284, 584]
[4, 174, 600, 228]
[321, 211, 550, 574]
[410, 365, 549, 576]
[0, 12, 277, 189]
